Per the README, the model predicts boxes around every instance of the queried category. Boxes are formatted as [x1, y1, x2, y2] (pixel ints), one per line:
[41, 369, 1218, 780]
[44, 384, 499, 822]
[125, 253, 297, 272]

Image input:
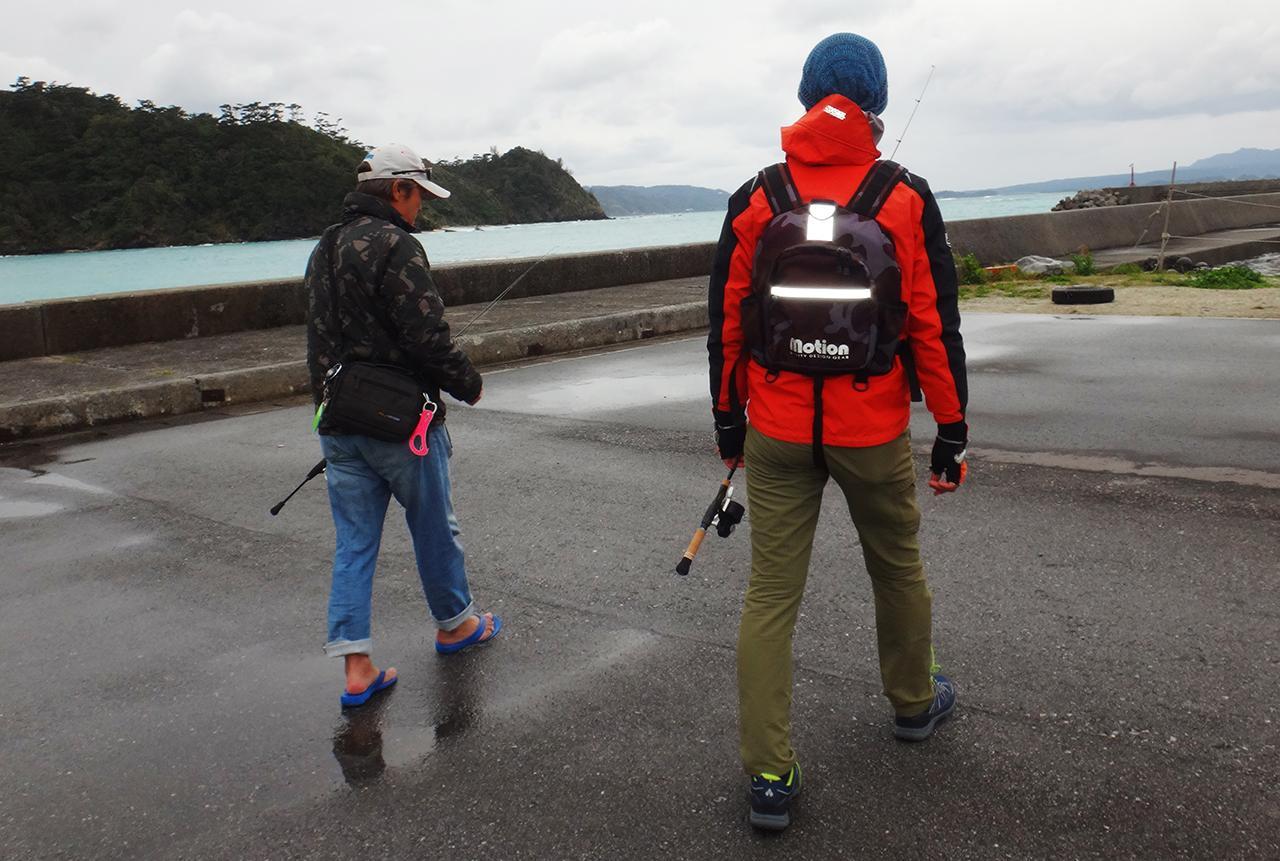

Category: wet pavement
[1, 313, 1278, 859]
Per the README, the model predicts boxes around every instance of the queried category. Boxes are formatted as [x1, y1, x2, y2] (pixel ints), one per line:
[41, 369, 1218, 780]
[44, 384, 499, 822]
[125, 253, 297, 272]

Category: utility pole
[1129, 163, 1135, 187]
[1156, 162, 1178, 271]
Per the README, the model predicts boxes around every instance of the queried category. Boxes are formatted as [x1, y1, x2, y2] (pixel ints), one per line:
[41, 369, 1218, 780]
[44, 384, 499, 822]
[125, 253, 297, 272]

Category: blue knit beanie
[798, 32, 888, 115]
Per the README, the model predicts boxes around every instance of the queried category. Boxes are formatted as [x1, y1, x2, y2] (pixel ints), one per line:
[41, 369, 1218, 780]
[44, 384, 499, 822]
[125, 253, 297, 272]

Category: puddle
[109, 534, 153, 550]
[0, 441, 56, 474]
[26, 473, 112, 496]
[0, 498, 64, 519]
[508, 373, 706, 415]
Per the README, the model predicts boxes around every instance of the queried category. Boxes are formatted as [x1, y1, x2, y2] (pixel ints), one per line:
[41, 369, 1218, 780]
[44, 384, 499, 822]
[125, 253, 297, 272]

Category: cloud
[2, 0, 1278, 191]
[890, 3, 1280, 126]
[0, 52, 76, 87]
[535, 20, 675, 90]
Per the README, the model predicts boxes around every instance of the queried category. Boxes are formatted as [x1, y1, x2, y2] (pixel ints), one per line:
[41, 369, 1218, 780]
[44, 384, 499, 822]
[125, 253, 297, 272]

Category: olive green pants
[738, 427, 935, 776]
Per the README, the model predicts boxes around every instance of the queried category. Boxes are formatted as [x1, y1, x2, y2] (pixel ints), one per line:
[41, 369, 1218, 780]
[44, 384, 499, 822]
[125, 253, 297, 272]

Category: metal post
[1156, 162, 1178, 271]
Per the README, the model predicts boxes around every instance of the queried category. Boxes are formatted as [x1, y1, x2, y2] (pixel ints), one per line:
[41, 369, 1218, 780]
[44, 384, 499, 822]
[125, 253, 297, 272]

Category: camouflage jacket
[305, 192, 482, 428]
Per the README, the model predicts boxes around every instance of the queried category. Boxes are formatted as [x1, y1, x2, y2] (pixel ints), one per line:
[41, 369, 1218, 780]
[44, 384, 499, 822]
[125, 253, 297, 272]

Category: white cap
[357, 143, 451, 198]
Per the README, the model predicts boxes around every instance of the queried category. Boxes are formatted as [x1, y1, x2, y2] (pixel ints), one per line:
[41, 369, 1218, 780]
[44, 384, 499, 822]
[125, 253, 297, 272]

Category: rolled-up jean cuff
[437, 601, 477, 632]
[324, 637, 372, 658]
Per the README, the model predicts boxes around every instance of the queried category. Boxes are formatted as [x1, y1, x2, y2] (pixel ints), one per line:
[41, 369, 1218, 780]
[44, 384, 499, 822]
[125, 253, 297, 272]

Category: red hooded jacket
[708, 94, 967, 447]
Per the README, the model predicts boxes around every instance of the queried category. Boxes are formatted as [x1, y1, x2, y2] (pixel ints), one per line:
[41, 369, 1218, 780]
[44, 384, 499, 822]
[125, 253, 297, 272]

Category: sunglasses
[389, 164, 434, 180]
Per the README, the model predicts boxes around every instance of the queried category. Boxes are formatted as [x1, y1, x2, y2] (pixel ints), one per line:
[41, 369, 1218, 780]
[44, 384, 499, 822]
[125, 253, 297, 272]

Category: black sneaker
[748, 762, 801, 830]
[893, 674, 957, 741]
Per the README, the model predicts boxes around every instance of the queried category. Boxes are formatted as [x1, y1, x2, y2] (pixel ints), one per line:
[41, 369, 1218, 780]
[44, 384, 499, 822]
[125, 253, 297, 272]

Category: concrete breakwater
[944, 191, 1280, 267]
[2, 191, 1278, 362]
[1102, 179, 1280, 206]
[0, 243, 714, 362]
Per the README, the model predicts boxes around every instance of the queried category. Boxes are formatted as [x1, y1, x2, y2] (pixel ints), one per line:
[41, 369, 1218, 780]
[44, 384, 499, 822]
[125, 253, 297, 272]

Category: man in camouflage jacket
[306, 187, 481, 422]
[304, 143, 501, 709]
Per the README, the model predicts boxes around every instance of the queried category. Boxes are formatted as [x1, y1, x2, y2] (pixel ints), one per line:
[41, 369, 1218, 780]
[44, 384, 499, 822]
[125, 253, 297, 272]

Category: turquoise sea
[0, 192, 1066, 305]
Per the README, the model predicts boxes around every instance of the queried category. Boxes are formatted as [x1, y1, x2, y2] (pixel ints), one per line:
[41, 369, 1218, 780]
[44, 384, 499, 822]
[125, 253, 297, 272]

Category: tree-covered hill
[0, 79, 606, 255]
[425, 147, 608, 228]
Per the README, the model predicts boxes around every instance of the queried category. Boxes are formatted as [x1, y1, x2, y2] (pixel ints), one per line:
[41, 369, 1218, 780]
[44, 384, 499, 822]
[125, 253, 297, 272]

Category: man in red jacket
[707, 33, 968, 830]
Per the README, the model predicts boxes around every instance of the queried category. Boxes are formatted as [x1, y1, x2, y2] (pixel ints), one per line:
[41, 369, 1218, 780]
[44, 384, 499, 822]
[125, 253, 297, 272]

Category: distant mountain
[936, 147, 1280, 198]
[1186, 147, 1280, 173]
[587, 184, 730, 216]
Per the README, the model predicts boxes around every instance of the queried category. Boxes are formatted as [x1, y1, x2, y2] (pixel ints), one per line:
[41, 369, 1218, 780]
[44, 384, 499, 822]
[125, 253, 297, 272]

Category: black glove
[715, 419, 746, 462]
[930, 421, 968, 485]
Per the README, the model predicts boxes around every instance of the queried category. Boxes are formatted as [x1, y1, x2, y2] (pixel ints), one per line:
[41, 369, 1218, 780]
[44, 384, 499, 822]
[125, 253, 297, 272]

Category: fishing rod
[889, 64, 935, 161]
[675, 466, 745, 576]
[271, 458, 327, 516]
[454, 249, 557, 338]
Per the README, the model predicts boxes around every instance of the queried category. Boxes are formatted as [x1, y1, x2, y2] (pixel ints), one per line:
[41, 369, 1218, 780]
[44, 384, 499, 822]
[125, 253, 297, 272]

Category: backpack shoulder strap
[847, 159, 907, 218]
[756, 162, 799, 215]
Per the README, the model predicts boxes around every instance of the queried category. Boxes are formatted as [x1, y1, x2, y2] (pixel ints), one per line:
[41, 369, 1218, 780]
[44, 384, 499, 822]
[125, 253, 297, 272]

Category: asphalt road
[1, 313, 1277, 859]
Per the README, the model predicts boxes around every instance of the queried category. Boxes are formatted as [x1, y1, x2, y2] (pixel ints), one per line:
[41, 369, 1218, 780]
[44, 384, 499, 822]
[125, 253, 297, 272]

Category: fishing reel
[714, 489, 746, 538]
[675, 468, 747, 576]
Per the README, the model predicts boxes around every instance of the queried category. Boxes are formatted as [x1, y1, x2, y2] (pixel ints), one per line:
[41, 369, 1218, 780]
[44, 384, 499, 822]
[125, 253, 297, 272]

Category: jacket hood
[780, 94, 882, 167]
[342, 191, 416, 233]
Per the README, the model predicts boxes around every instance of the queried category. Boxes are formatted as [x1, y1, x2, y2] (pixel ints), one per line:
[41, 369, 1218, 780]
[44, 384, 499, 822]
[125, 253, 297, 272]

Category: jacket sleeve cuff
[447, 368, 483, 404]
[713, 408, 744, 428]
[936, 420, 967, 443]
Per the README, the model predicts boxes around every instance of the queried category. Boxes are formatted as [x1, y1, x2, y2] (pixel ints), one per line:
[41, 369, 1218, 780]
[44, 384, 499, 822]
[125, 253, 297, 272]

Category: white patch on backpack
[791, 337, 850, 358]
[823, 105, 847, 120]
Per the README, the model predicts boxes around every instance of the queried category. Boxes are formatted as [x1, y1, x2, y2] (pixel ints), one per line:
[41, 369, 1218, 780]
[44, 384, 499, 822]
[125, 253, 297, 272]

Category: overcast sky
[4, 0, 1278, 192]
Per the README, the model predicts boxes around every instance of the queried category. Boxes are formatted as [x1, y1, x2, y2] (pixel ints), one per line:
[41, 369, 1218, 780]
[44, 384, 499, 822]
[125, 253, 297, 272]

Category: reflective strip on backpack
[806, 202, 837, 241]
[770, 285, 872, 300]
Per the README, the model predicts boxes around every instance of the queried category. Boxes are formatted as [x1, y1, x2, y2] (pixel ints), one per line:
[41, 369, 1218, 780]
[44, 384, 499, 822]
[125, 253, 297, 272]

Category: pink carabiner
[409, 404, 435, 457]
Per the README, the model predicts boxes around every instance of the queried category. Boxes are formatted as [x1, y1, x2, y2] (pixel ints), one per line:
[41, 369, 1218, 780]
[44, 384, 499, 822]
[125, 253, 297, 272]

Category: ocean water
[0, 192, 1066, 305]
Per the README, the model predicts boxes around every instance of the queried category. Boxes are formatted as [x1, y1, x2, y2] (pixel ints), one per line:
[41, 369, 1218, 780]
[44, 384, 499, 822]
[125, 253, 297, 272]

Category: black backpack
[742, 159, 909, 386]
[741, 159, 921, 468]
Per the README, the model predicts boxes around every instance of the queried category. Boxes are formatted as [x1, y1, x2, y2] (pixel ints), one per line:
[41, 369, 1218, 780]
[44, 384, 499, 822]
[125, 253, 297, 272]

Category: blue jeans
[321, 425, 475, 657]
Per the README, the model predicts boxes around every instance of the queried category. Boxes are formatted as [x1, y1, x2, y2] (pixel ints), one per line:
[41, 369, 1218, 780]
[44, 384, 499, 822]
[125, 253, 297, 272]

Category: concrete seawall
[0, 243, 716, 361]
[3, 191, 1278, 362]
[945, 191, 1280, 264]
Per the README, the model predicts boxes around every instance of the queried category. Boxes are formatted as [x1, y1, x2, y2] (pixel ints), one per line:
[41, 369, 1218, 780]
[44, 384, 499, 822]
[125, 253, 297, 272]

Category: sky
[3, 0, 1278, 192]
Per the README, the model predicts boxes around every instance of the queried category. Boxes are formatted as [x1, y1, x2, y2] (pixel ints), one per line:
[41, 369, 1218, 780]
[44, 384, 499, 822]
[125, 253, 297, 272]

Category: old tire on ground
[1051, 285, 1115, 305]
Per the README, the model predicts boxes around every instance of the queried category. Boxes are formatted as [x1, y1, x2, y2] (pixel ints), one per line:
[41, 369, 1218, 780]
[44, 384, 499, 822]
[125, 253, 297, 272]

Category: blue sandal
[340, 669, 397, 708]
[435, 614, 503, 655]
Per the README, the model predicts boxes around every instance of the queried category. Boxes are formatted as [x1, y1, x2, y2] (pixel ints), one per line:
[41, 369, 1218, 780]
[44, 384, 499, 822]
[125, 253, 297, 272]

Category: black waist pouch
[319, 362, 434, 443]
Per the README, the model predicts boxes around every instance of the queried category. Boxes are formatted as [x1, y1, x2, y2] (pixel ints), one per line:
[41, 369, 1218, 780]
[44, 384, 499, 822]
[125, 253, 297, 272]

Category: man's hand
[929, 421, 968, 495]
[716, 421, 746, 470]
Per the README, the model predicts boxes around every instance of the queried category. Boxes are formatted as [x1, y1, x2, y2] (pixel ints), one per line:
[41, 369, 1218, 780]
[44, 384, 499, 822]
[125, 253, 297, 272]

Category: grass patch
[957, 252, 987, 285]
[954, 256, 1278, 302]
[1070, 248, 1095, 276]
[1187, 265, 1265, 290]
[959, 282, 1047, 300]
